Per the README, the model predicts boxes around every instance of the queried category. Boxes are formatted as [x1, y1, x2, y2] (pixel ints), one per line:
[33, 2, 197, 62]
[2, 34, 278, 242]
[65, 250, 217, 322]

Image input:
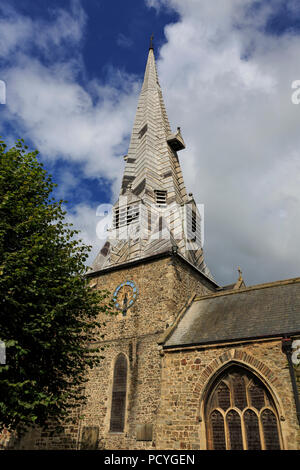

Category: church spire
[91, 46, 212, 280]
[120, 45, 186, 206]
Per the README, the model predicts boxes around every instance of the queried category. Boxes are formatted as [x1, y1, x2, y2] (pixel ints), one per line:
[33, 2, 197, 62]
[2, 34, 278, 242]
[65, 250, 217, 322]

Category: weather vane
[149, 33, 154, 50]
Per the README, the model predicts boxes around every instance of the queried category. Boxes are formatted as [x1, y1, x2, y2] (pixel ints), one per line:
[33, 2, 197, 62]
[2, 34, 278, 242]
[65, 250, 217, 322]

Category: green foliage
[0, 138, 112, 435]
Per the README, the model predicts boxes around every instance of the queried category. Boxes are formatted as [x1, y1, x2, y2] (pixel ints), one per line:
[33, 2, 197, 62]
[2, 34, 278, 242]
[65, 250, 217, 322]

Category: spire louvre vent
[186, 208, 201, 243]
[113, 203, 140, 229]
[154, 190, 167, 206]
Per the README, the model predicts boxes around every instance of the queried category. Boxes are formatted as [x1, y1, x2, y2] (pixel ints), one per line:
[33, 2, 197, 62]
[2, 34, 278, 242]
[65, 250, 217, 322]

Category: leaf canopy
[0, 138, 112, 435]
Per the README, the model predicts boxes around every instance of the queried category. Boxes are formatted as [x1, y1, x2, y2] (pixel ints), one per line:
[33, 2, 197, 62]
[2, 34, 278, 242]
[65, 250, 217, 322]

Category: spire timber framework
[91, 45, 212, 279]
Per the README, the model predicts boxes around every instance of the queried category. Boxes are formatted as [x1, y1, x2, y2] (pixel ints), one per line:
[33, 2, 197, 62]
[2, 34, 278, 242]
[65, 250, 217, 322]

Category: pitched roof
[163, 277, 300, 348]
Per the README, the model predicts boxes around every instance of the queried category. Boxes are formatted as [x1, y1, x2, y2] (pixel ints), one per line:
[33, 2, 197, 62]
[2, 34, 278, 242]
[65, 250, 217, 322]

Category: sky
[0, 0, 300, 287]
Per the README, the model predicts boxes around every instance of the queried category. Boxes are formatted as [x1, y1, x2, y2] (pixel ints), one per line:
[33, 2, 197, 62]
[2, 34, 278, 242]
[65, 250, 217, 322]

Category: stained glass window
[244, 409, 261, 450]
[210, 410, 226, 450]
[110, 354, 127, 432]
[227, 410, 243, 450]
[206, 366, 281, 450]
[261, 409, 281, 450]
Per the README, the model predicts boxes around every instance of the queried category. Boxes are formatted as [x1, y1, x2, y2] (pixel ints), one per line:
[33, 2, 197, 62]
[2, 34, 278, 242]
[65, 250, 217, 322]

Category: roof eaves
[163, 331, 300, 351]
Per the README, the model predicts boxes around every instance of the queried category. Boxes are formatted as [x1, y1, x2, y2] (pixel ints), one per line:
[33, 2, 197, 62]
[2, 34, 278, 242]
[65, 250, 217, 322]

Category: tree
[0, 138, 112, 435]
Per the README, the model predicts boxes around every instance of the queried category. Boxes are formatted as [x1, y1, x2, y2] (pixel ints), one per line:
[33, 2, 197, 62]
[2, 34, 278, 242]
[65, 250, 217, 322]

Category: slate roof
[163, 278, 300, 348]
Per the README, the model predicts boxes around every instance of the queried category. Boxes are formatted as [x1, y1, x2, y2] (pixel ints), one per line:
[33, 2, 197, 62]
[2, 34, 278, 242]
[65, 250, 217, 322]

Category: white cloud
[0, 1, 141, 273]
[152, 0, 300, 285]
[1, 0, 300, 286]
[4, 57, 139, 182]
[116, 33, 133, 49]
[64, 203, 103, 268]
[0, 0, 86, 59]
[0, 1, 140, 194]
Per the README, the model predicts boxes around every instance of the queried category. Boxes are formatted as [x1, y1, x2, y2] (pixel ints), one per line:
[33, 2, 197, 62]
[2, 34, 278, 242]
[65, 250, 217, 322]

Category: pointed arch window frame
[203, 363, 283, 450]
[109, 353, 129, 434]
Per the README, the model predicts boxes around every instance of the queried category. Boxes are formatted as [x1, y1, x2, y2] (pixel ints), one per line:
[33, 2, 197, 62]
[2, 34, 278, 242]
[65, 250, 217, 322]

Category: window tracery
[110, 354, 128, 433]
[205, 366, 281, 450]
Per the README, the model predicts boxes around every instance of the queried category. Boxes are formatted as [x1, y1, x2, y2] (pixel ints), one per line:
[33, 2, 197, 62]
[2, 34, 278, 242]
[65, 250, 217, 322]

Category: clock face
[113, 280, 138, 315]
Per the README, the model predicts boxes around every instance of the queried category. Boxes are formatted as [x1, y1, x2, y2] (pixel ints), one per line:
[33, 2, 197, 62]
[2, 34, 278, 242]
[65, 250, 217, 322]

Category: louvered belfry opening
[110, 354, 128, 433]
[205, 365, 281, 450]
[113, 204, 140, 229]
[154, 190, 167, 206]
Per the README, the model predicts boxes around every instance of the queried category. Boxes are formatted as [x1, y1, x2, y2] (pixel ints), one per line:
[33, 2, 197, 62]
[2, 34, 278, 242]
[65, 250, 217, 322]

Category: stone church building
[3, 45, 300, 450]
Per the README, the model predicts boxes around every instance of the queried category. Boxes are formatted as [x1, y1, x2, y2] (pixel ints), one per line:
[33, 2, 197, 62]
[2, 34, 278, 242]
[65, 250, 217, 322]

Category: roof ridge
[194, 276, 300, 301]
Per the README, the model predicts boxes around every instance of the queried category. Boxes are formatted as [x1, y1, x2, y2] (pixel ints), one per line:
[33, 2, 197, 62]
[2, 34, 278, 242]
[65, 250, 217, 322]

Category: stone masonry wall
[78, 254, 215, 450]
[155, 340, 300, 450]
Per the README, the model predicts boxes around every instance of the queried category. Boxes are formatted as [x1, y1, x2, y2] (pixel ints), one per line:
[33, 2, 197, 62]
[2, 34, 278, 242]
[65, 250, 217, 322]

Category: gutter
[163, 331, 300, 351]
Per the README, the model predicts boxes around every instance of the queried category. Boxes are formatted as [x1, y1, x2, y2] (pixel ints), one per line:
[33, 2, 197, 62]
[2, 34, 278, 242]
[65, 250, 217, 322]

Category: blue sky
[1, 0, 300, 286]
[0, 0, 179, 207]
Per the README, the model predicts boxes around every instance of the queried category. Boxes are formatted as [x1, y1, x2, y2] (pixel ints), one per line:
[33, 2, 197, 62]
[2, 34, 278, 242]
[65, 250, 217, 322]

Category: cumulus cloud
[0, 1, 140, 191]
[116, 33, 134, 49]
[0, 0, 86, 59]
[0, 0, 140, 270]
[64, 203, 103, 267]
[4, 58, 139, 182]
[1, 0, 300, 286]
[153, 0, 300, 284]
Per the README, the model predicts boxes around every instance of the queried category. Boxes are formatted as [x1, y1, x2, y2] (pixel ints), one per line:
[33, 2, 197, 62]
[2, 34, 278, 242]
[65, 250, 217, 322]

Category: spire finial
[237, 266, 243, 281]
[149, 33, 154, 50]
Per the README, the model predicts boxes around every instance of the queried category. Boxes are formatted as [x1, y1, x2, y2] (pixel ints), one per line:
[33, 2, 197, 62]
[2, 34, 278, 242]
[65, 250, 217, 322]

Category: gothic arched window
[109, 354, 128, 432]
[205, 365, 282, 450]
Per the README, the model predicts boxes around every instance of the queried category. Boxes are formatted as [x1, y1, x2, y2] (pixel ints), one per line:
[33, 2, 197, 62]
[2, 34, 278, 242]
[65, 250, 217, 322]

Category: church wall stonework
[155, 340, 300, 450]
[78, 254, 216, 450]
[1, 253, 215, 450]
[2, 257, 299, 450]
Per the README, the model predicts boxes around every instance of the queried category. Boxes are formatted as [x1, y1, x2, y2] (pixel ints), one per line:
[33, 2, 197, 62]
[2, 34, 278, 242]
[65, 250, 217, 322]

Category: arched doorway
[205, 365, 282, 450]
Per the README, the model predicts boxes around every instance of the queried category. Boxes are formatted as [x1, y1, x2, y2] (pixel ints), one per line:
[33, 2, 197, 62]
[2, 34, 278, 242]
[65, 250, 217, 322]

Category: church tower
[79, 43, 219, 450]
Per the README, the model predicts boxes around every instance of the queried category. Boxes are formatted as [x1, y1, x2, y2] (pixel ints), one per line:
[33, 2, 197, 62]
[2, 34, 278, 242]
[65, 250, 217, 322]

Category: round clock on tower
[112, 280, 138, 316]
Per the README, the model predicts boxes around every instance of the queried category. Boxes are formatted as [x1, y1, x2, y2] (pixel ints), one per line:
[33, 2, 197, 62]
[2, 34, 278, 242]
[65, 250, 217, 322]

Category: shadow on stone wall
[1, 424, 104, 450]
[1, 425, 79, 450]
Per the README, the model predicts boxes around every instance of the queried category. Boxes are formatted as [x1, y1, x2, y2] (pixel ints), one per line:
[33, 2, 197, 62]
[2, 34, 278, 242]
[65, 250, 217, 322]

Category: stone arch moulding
[193, 349, 286, 449]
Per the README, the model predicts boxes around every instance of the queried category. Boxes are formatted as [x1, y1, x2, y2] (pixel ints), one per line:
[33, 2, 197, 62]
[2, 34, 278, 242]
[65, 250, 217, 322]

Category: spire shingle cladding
[91, 48, 213, 279]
